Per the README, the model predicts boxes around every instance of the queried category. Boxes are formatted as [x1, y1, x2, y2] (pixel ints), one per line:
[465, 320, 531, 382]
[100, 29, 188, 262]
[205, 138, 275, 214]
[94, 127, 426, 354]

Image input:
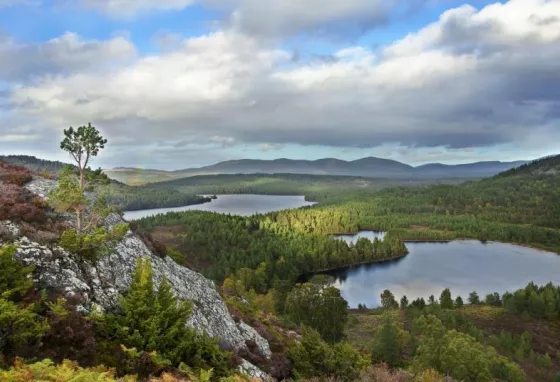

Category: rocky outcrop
[1, 176, 273, 379]
[24, 176, 57, 198]
[11, 226, 272, 359]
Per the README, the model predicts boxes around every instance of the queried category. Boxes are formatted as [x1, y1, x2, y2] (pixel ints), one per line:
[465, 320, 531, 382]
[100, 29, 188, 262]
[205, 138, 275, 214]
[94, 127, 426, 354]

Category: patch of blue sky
[0, 1, 220, 53]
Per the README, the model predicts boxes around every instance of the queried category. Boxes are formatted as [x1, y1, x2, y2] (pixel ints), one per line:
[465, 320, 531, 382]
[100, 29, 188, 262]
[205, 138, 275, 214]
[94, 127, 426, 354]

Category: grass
[345, 309, 401, 350]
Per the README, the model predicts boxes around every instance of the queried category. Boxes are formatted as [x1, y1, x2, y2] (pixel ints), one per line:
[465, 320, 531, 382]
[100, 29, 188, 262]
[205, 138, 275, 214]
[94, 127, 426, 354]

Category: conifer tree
[439, 288, 454, 310]
[400, 295, 409, 309]
[380, 289, 399, 310]
[101, 258, 231, 377]
[468, 291, 481, 305]
[371, 314, 406, 367]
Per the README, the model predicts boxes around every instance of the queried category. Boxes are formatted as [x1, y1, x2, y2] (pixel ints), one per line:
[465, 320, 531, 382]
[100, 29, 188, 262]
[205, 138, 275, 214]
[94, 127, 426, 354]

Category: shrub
[138, 231, 167, 258]
[40, 298, 98, 366]
[97, 258, 233, 378]
[0, 298, 48, 364]
[59, 223, 129, 262]
[0, 359, 122, 382]
[287, 326, 369, 381]
[371, 314, 407, 367]
[0, 183, 47, 225]
[0, 161, 32, 186]
[0, 244, 34, 301]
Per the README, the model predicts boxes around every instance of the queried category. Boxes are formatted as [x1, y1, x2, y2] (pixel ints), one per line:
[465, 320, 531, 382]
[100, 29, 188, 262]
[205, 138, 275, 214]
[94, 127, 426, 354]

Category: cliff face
[0, 177, 271, 379]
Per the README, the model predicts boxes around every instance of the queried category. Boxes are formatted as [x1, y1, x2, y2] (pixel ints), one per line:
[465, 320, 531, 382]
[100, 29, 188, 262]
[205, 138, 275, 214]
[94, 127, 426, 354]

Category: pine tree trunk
[76, 209, 82, 232]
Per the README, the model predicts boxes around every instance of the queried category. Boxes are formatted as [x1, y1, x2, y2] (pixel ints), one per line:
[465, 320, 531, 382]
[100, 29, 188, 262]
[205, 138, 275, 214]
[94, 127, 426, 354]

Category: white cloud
[5, 0, 560, 167]
[385, 0, 560, 57]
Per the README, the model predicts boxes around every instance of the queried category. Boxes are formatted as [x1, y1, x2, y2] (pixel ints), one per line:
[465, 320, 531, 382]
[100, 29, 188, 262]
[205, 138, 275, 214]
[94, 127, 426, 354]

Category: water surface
[333, 231, 386, 244]
[330, 233, 560, 308]
[124, 194, 315, 220]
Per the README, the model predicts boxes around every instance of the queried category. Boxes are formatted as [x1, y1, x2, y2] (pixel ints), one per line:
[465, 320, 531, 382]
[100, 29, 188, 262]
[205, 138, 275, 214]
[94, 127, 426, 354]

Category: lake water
[330, 233, 560, 308]
[333, 231, 386, 244]
[123, 194, 316, 220]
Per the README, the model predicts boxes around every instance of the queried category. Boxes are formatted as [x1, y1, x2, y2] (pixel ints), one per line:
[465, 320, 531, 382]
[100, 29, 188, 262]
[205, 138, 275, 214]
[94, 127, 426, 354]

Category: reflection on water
[333, 231, 386, 244]
[329, 233, 560, 308]
[124, 194, 316, 220]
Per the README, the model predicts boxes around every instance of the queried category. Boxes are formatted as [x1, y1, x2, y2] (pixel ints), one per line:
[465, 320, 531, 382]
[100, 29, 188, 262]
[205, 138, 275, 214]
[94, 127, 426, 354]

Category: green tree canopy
[99, 258, 231, 377]
[371, 314, 407, 367]
[380, 289, 399, 310]
[440, 288, 454, 310]
[285, 283, 348, 343]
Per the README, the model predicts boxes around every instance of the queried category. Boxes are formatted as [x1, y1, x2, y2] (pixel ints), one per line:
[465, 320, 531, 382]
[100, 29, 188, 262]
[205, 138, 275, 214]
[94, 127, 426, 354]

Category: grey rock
[239, 359, 274, 381]
[24, 176, 57, 198]
[5, 179, 273, 379]
[0, 220, 20, 239]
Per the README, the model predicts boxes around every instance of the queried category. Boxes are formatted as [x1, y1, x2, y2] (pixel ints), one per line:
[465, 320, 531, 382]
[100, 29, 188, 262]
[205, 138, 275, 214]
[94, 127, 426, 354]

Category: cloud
[4, 0, 560, 168]
[0, 32, 136, 82]
[77, 0, 195, 17]
[207, 0, 397, 39]
[77, 0, 423, 38]
[385, 0, 560, 58]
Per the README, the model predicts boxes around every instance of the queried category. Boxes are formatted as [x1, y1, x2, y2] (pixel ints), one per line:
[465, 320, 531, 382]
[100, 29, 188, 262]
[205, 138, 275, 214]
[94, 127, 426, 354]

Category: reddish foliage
[0, 161, 32, 186]
[0, 182, 47, 224]
[269, 353, 292, 380]
[41, 299, 98, 367]
[138, 231, 167, 258]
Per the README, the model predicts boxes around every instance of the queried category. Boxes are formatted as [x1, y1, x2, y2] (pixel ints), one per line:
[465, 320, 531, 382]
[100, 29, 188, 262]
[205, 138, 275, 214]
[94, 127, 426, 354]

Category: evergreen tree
[0, 245, 47, 363]
[100, 258, 231, 377]
[285, 283, 348, 343]
[58, 124, 108, 231]
[371, 314, 406, 367]
[468, 291, 481, 305]
[0, 244, 34, 301]
[428, 295, 437, 306]
[400, 295, 409, 309]
[287, 326, 368, 381]
[454, 296, 464, 308]
[439, 288, 454, 310]
[380, 290, 399, 310]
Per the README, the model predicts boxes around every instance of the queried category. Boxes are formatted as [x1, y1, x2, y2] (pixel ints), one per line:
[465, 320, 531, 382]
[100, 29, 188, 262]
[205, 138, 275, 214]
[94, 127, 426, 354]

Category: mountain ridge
[105, 156, 527, 184]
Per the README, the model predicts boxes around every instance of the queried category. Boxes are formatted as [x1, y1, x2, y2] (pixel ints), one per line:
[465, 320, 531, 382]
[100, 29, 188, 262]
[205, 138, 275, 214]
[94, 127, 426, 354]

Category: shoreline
[331, 230, 559, 255]
[302, 252, 409, 277]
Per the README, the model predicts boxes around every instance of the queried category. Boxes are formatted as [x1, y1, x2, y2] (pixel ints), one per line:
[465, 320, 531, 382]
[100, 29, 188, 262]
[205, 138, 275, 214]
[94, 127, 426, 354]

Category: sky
[0, 0, 559, 170]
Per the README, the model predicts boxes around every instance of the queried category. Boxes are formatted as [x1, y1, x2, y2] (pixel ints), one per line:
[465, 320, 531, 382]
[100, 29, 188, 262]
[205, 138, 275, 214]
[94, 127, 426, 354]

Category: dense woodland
[136, 211, 408, 287]
[146, 173, 462, 202]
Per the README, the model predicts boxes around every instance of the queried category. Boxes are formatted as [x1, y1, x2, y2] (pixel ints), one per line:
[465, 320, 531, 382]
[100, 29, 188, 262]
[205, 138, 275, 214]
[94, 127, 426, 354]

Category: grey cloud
[0, 32, 135, 82]
[205, 0, 400, 39]
[5, 1, 560, 168]
[529, 14, 559, 26]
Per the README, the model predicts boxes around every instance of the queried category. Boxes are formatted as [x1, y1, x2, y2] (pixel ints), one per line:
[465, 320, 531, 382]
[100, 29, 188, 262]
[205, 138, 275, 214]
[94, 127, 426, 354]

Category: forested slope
[260, 155, 560, 251]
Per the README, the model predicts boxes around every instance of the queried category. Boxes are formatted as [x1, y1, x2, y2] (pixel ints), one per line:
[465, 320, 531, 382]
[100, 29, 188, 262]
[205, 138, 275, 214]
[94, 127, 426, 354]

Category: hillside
[0, 156, 211, 211]
[104, 157, 526, 185]
[0, 162, 273, 380]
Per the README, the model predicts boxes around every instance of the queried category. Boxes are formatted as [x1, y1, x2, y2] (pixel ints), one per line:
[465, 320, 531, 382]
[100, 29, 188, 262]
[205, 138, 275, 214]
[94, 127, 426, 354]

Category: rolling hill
[105, 157, 526, 185]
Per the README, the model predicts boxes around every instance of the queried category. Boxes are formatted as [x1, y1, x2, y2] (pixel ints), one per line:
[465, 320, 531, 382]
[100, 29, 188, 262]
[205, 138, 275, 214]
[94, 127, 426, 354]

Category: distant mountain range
[105, 157, 527, 185]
